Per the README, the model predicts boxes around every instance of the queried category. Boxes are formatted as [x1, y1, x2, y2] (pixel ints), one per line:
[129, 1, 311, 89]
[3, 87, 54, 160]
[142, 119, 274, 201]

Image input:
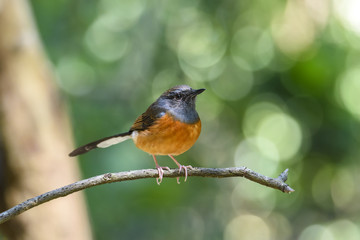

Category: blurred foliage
[19, 0, 360, 239]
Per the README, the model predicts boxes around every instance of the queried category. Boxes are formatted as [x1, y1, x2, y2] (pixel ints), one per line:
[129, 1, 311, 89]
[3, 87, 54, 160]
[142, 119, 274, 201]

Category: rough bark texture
[0, 0, 92, 239]
[0, 167, 294, 224]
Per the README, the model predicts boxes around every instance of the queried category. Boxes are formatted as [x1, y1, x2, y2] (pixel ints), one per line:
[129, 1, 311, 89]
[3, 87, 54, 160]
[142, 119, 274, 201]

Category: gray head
[154, 85, 205, 123]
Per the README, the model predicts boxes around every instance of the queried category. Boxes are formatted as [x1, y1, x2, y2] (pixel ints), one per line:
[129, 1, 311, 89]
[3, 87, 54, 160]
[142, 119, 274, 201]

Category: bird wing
[130, 105, 164, 131]
[130, 112, 157, 131]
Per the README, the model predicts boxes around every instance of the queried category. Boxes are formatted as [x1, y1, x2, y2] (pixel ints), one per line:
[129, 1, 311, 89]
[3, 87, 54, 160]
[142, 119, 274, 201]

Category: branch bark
[0, 167, 294, 224]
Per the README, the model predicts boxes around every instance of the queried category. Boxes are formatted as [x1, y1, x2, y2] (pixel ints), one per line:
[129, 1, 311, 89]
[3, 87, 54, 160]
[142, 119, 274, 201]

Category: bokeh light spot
[177, 18, 226, 69]
[210, 60, 253, 101]
[231, 179, 276, 213]
[56, 57, 95, 96]
[333, 0, 360, 36]
[99, 0, 145, 32]
[336, 67, 360, 121]
[299, 225, 334, 240]
[267, 213, 293, 240]
[330, 168, 355, 210]
[234, 138, 279, 177]
[224, 214, 270, 240]
[328, 219, 360, 240]
[179, 58, 226, 82]
[271, 0, 315, 58]
[85, 17, 130, 62]
[151, 69, 180, 98]
[312, 165, 333, 208]
[196, 90, 223, 122]
[231, 27, 274, 71]
[243, 101, 303, 161]
[256, 112, 302, 161]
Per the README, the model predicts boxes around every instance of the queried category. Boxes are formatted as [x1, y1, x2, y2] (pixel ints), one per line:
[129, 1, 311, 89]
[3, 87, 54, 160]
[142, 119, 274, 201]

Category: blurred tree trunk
[0, 0, 92, 239]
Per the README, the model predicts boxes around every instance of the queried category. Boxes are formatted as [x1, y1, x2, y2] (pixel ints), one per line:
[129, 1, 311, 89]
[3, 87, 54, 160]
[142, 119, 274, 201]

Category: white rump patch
[97, 135, 131, 148]
[131, 131, 139, 142]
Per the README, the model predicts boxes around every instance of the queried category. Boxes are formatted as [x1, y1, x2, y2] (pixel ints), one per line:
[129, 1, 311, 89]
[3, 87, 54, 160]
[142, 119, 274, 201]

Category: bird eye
[165, 92, 182, 100]
[174, 93, 182, 100]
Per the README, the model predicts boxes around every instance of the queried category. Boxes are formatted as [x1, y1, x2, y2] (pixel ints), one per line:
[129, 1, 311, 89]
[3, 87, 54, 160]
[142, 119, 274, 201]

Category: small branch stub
[0, 167, 294, 224]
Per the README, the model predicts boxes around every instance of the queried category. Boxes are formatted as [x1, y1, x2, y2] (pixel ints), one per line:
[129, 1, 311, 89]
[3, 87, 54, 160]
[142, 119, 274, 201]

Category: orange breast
[132, 113, 201, 155]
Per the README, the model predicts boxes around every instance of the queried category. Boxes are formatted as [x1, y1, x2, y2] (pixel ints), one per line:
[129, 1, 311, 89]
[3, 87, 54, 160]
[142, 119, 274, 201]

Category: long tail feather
[69, 131, 132, 157]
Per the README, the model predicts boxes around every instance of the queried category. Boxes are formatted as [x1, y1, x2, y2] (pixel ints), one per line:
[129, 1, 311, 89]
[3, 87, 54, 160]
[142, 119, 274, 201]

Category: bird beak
[193, 88, 205, 96]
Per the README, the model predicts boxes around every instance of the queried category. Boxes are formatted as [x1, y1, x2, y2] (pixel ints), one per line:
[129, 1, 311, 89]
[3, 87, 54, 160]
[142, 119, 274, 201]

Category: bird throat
[168, 106, 199, 124]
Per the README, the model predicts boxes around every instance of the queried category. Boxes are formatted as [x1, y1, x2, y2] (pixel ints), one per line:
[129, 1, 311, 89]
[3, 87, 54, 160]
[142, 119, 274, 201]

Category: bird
[69, 85, 205, 184]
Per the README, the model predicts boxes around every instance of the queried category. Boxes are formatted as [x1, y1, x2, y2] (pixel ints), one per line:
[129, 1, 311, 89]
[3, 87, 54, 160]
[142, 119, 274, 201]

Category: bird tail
[68, 131, 132, 157]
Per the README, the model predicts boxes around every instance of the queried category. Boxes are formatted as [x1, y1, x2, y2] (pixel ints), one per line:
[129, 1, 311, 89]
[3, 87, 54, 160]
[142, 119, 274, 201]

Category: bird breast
[132, 113, 201, 155]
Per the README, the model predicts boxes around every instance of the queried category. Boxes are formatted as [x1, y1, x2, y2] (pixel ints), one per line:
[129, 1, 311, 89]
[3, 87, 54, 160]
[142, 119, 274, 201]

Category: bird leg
[152, 155, 170, 185]
[168, 155, 193, 184]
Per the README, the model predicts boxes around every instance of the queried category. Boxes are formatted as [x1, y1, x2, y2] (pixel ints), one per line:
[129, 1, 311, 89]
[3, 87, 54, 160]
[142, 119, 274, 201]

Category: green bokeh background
[27, 0, 360, 239]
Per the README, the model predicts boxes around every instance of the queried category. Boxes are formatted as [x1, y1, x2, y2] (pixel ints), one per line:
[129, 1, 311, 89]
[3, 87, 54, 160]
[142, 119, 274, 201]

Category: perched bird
[69, 85, 205, 184]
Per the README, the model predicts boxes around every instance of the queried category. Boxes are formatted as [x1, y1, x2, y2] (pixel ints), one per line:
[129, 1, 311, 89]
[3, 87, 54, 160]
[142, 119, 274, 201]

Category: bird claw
[177, 165, 193, 184]
[156, 166, 170, 185]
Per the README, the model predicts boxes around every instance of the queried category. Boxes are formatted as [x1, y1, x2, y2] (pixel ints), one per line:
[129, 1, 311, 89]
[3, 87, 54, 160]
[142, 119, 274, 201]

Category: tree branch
[0, 167, 294, 224]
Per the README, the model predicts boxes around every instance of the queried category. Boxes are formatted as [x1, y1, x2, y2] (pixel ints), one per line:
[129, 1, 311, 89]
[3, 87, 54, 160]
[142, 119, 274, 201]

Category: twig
[0, 167, 294, 224]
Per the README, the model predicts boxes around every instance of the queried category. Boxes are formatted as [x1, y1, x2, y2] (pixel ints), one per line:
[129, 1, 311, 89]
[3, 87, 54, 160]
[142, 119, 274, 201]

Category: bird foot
[156, 166, 170, 185]
[176, 165, 193, 184]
